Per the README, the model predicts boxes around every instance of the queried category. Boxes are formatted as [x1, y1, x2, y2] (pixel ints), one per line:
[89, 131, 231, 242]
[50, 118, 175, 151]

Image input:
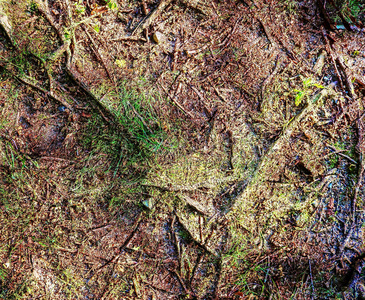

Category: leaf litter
[0, 0, 365, 298]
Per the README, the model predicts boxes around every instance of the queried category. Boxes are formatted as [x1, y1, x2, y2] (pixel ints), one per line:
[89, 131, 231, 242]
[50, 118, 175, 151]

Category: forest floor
[0, 0, 365, 299]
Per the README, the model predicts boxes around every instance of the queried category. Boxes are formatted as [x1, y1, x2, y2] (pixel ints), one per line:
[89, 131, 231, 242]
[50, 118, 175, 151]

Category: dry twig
[89, 214, 144, 278]
[110, 36, 147, 42]
[158, 82, 195, 119]
[81, 24, 114, 82]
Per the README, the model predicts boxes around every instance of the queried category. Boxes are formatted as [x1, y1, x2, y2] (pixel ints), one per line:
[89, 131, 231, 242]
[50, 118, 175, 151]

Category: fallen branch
[352, 105, 365, 219]
[326, 145, 358, 165]
[209, 81, 227, 103]
[217, 16, 242, 48]
[256, 16, 275, 46]
[168, 269, 190, 295]
[39, 156, 75, 163]
[336, 56, 356, 98]
[131, 0, 173, 36]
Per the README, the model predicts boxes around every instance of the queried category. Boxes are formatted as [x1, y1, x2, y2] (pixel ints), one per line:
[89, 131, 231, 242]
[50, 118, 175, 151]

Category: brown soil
[0, 0, 365, 299]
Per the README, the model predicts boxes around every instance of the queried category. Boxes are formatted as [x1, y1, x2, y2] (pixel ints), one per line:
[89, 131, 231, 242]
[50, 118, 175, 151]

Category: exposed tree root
[175, 212, 218, 257]
[0, 4, 17, 47]
[344, 258, 365, 296]
[11, 71, 73, 110]
[179, 194, 213, 216]
[34, 0, 116, 124]
[230, 86, 335, 217]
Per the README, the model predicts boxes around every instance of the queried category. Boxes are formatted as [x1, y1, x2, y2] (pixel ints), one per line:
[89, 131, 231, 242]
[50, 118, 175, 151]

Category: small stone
[58, 106, 67, 112]
[153, 31, 163, 44]
[142, 198, 154, 209]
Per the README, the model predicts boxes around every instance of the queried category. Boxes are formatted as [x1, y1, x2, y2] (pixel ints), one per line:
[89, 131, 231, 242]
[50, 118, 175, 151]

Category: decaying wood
[313, 50, 327, 75]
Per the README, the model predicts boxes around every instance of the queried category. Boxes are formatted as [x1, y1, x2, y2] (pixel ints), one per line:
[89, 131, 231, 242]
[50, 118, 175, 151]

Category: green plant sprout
[294, 77, 324, 106]
[75, 1, 86, 15]
[107, 0, 117, 10]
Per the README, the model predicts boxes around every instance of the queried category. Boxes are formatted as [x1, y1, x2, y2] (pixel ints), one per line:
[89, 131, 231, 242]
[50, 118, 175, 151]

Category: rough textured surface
[0, 0, 365, 299]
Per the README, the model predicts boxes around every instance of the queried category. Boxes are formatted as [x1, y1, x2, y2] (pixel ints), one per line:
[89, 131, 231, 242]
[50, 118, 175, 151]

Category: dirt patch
[1, 0, 365, 299]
